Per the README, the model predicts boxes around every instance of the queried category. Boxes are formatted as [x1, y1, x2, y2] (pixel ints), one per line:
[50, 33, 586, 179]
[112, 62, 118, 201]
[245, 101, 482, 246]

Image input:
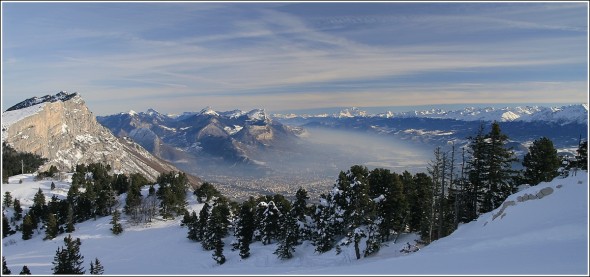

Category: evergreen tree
[51, 182, 56, 190]
[260, 201, 281, 245]
[426, 146, 455, 241]
[195, 202, 211, 242]
[19, 265, 31, 275]
[522, 137, 561, 185]
[203, 201, 230, 251]
[274, 212, 298, 260]
[181, 210, 191, 227]
[89, 258, 104, 275]
[66, 204, 75, 233]
[233, 199, 256, 259]
[51, 235, 85, 274]
[2, 142, 47, 183]
[312, 193, 337, 253]
[21, 213, 34, 240]
[110, 210, 123, 235]
[291, 188, 311, 243]
[367, 168, 406, 242]
[194, 182, 221, 203]
[156, 171, 188, 219]
[31, 188, 47, 223]
[186, 211, 199, 241]
[575, 140, 588, 170]
[44, 213, 58, 240]
[3, 213, 13, 238]
[2, 256, 10, 275]
[481, 122, 517, 213]
[364, 217, 382, 257]
[465, 122, 517, 219]
[204, 204, 229, 264]
[3, 191, 13, 208]
[13, 199, 23, 221]
[465, 124, 487, 222]
[212, 237, 226, 265]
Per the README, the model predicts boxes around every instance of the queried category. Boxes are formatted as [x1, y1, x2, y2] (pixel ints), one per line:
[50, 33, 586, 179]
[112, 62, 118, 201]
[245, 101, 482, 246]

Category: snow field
[2, 172, 588, 275]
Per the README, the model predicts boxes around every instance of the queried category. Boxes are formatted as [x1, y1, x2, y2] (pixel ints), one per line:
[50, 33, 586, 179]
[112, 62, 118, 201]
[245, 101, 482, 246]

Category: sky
[1, 1, 588, 116]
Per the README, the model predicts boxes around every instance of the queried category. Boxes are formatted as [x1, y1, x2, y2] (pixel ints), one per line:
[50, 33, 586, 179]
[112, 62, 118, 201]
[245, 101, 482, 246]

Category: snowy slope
[2, 171, 588, 275]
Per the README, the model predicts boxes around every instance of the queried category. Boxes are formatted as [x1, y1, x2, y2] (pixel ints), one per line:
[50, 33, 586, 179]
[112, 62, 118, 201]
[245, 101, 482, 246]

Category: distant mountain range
[273, 104, 588, 125]
[97, 107, 302, 173]
[273, 104, 588, 158]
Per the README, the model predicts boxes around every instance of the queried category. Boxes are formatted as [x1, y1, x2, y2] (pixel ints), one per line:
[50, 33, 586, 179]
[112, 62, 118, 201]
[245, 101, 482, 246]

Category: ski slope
[1, 171, 588, 275]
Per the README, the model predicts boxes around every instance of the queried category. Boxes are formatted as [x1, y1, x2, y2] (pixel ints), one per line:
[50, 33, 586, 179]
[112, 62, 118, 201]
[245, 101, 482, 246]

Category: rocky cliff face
[2, 92, 200, 184]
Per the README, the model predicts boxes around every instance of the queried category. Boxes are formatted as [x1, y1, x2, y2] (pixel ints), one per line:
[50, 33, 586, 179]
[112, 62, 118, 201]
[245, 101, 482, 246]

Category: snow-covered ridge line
[126, 107, 271, 122]
[5, 91, 78, 112]
[273, 104, 588, 124]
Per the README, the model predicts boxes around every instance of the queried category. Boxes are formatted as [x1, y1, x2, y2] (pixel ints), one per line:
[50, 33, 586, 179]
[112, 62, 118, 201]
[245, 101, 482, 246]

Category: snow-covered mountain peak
[336, 107, 368, 118]
[199, 106, 219, 116]
[5, 91, 79, 112]
[246, 108, 270, 122]
[145, 108, 160, 116]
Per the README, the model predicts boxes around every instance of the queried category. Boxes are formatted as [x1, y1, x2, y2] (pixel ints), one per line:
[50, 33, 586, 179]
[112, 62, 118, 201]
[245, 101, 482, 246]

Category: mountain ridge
[272, 104, 588, 125]
[97, 107, 301, 169]
[2, 91, 201, 185]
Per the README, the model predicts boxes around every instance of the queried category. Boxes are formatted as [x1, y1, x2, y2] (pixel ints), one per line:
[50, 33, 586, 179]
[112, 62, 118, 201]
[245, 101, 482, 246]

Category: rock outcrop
[2, 91, 201, 184]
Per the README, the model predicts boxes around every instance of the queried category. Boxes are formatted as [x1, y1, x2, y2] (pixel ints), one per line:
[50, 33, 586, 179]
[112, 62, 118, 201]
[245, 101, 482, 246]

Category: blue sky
[1, 2, 588, 115]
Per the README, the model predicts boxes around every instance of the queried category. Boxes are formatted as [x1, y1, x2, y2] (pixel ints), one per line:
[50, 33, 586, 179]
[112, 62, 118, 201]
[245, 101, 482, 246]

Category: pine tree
[274, 211, 299, 260]
[522, 137, 561, 185]
[291, 188, 311, 243]
[110, 210, 123, 235]
[234, 199, 255, 259]
[66, 204, 75, 233]
[186, 211, 199, 241]
[13, 199, 23, 221]
[481, 122, 517, 213]
[203, 201, 230, 251]
[195, 202, 211, 242]
[181, 210, 191, 227]
[3, 213, 13, 238]
[31, 188, 47, 223]
[194, 182, 221, 203]
[212, 237, 226, 265]
[364, 217, 382, 257]
[312, 193, 337, 253]
[206, 204, 229, 264]
[368, 168, 406, 242]
[21, 213, 34, 240]
[52, 235, 85, 274]
[156, 171, 188, 219]
[261, 201, 281, 245]
[19, 265, 31, 275]
[575, 140, 588, 170]
[51, 182, 56, 190]
[465, 124, 487, 222]
[44, 213, 58, 240]
[2, 256, 11, 275]
[124, 181, 142, 222]
[427, 146, 454, 241]
[89, 258, 104, 275]
[3, 191, 13, 208]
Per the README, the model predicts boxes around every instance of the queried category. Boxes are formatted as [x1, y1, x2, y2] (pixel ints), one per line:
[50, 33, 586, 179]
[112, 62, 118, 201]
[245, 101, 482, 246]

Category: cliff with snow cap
[2, 91, 200, 184]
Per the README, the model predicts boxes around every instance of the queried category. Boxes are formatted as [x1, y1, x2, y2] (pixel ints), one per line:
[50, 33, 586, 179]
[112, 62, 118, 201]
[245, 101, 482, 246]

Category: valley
[97, 104, 587, 201]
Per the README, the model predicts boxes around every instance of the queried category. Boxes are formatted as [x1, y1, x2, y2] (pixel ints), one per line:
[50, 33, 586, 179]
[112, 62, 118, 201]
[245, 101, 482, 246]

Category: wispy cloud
[2, 2, 587, 115]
